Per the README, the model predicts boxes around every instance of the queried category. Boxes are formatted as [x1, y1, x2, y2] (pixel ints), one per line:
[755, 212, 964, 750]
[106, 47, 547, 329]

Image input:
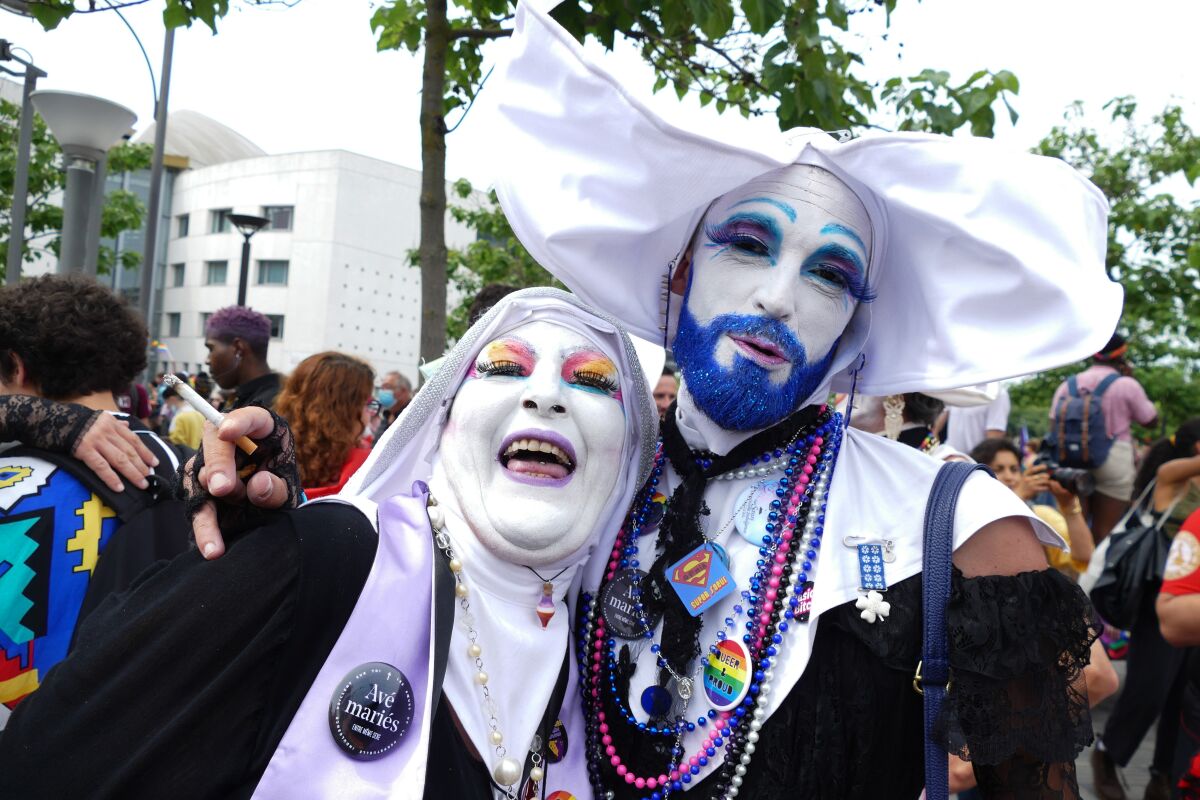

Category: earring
[882, 395, 905, 440]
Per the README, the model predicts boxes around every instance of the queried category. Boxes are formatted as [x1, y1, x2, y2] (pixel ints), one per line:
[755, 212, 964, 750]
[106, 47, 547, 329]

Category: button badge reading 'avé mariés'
[328, 662, 415, 760]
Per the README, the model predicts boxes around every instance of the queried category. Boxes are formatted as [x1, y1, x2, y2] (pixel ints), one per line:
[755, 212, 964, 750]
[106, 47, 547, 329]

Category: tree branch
[450, 28, 511, 41]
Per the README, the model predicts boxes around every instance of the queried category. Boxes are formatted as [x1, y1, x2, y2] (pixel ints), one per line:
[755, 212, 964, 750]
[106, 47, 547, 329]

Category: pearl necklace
[426, 495, 544, 798]
[581, 410, 844, 799]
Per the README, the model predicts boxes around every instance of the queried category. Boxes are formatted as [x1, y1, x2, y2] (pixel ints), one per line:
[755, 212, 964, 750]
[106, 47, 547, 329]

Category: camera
[1033, 446, 1096, 497]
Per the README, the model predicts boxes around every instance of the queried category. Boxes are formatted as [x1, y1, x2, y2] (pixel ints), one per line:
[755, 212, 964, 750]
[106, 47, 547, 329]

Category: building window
[205, 260, 228, 285]
[177, 214, 189, 237]
[166, 312, 181, 337]
[210, 208, 232, 234]
[266, 314, 285, 339]
[200, 312, 212, 335]
[262, 205, 293, 231]
[170, 263, 185, 287]
[256, 259, 289, 285]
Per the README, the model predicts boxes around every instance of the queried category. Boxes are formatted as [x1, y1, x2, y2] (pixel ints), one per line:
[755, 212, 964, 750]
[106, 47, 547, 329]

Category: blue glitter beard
[673, 303, 838, 431]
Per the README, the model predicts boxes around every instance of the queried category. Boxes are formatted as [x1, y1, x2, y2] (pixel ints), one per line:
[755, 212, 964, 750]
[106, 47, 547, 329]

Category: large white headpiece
[487, 2, 1123, 402]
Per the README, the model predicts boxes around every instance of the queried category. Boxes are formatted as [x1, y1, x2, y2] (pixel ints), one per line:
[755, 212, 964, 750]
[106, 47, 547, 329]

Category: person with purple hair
[204, 306, 281, 412]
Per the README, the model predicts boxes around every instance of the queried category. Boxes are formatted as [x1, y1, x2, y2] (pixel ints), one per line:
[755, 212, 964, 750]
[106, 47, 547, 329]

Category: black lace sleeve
[935, 568, 1100, 799]
[175, 407, 302, 539]
[0, 394, 99, 454]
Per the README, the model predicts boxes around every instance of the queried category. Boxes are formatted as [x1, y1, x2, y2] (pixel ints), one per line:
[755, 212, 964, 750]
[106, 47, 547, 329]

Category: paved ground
[1077, 659, 1157, 800]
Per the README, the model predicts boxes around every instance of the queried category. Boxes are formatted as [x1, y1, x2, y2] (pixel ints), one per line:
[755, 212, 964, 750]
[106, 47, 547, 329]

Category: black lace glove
[175, 407, 301, 542]
[0, 395, 99, 454]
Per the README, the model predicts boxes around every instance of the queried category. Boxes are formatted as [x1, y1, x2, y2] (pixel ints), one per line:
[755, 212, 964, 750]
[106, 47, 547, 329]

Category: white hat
[489, 1, 1123, 397]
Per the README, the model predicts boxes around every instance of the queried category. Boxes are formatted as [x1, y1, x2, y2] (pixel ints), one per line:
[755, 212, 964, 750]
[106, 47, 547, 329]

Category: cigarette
[163, 375, 257, 455]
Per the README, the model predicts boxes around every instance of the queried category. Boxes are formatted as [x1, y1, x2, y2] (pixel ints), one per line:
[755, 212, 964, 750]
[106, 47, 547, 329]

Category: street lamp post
[228, 213, 269, 306]
[1, 41, 47, 285]
[30, 90, 136, 276]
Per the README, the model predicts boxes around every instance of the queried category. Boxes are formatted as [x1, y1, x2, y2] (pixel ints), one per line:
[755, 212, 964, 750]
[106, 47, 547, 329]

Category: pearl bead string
[582, 409, 844, 800]
[426, 495, 538, 798]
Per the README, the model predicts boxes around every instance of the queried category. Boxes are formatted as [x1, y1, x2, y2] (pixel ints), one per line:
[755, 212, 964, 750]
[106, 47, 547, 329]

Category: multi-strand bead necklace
[579, 407, 844, 799]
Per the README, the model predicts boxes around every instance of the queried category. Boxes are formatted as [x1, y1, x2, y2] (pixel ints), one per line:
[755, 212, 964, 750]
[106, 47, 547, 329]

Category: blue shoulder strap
[921, 461, 991, 800]
[1092, 372, 1120, 399]
[1066, 375, 1080, 398]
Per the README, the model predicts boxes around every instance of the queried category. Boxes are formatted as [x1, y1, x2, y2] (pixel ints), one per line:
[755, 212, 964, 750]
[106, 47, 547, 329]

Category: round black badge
[328, 661, 416, 760]
[600, 569, 662, 640]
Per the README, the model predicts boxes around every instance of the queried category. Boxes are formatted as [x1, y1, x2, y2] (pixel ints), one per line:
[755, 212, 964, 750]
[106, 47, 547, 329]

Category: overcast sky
[3, 0, 1196, 188]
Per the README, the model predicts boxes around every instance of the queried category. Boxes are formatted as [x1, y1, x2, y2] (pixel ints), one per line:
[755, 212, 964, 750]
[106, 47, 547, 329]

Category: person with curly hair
[0, 275, 186, 723]
[274, 351, 376, 498]
[204, 305, 281, 411]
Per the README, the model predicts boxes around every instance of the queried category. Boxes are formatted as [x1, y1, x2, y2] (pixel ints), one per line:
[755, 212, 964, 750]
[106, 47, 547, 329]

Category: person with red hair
[274, 352, 376, 498]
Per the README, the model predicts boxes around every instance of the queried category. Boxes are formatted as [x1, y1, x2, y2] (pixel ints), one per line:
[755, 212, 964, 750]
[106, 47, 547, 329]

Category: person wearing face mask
[371, 370, 414, 444]
[484, 5, 1120, 797]
[204, 306, 282, 412]
[0, 289, 656, 800]
[274, 352, 377, 499]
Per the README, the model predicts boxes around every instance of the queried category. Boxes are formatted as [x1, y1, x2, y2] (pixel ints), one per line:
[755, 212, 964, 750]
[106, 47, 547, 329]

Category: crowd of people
[0, 6, 1194, 800]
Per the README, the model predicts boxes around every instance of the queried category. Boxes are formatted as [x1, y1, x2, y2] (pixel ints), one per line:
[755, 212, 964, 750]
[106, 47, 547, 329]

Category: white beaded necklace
[426, 494, 545, 798]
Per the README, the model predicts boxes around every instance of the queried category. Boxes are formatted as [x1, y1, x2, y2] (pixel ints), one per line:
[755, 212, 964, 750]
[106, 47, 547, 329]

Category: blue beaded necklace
[582, 410, 845, 800]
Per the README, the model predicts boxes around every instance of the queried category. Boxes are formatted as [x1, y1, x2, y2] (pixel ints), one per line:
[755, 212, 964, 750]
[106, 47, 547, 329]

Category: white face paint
[439, 320, 627, 566]
[671, 164, 875, 431]
[686, 164, 873, 376]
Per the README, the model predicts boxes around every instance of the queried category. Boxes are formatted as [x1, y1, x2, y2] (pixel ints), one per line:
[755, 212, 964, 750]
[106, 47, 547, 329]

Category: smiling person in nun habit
[0, 288, 658, 800]
[480, 3, 1124, 797]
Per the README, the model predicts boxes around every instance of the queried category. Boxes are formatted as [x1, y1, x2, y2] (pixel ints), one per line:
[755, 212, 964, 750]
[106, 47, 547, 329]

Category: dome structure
[134, 109, 265, 168]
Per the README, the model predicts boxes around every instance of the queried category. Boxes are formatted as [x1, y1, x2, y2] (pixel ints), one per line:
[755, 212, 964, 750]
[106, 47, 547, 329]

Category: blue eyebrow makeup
[732, 197, 797, 222]
[819, 223, 868, 257]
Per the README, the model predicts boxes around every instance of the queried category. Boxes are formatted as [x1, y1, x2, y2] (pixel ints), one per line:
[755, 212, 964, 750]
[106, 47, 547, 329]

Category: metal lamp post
[1, 40, 47, 285]
[30, 90, 136, 276]
[228, 213, 269, 306]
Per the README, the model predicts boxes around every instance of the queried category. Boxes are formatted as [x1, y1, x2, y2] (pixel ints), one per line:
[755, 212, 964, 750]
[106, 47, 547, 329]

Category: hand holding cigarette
[183, 405, 297, 559]
[163, 375, 257, 455]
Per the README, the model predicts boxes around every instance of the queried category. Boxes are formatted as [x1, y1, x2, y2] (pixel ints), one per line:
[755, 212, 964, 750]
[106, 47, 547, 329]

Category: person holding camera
[970, 438, 1097, 577]
[1048, 333, 1159, 543]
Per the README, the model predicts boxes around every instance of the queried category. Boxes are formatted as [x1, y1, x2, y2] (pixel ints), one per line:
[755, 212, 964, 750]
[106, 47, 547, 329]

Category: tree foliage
[20, 0, 298, 32]
[371, 0, 1022, 352]
[1008, 99, 1200, 440]
[439, 178, 562, 342]
[0, 99, 152, 281]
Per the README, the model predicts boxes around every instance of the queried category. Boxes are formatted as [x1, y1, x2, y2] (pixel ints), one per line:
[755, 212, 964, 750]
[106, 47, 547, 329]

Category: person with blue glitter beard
[485, 3, 1126, 798]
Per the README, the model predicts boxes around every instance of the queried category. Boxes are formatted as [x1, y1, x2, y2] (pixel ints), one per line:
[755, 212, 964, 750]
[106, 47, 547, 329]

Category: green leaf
[685, 0, 735, 38]
[742, 0, 785, 34]
[29, 1, 73, 30]
[825, 0, 848, 30]
[992, 69, 1019, 94]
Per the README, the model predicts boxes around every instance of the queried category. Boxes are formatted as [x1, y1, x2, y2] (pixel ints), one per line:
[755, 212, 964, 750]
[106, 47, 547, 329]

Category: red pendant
[537, 582, 556, 629]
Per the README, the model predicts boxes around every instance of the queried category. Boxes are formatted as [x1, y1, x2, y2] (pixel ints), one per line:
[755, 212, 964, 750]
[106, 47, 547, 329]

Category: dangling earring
[882, 394, 905, 440]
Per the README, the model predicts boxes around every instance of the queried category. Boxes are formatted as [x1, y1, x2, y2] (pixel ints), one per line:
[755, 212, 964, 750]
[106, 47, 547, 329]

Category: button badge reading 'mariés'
[328, 662, 416, 760]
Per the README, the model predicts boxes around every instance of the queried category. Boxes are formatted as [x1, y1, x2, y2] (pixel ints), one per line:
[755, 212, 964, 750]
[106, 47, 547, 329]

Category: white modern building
[4, 95, 475, 386]
[146, 112, 475, 385]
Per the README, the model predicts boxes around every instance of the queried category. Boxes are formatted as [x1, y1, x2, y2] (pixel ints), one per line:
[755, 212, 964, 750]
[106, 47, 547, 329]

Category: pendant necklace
[523, 565, 572, 629]
[426, 495, 545, 799]
[582, 408, 845, 800]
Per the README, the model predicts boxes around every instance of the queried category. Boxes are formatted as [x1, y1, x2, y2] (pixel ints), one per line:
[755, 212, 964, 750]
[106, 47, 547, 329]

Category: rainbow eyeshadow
[561, 350, 622, 401]
[469, 337, 536, 378]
